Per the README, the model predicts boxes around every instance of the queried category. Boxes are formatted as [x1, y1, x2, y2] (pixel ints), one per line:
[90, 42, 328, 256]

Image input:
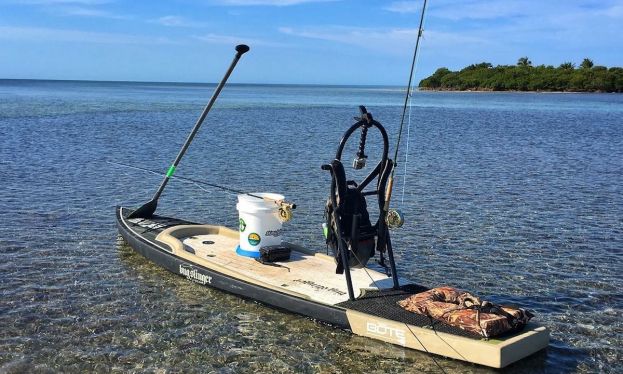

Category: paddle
[129, 44, 250, 219]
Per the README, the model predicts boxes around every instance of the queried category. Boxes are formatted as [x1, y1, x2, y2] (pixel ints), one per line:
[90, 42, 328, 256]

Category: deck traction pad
[336, 284, 483, 339]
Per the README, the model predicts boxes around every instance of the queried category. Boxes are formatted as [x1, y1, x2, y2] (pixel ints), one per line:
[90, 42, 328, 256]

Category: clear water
[1, 80, 621, 373]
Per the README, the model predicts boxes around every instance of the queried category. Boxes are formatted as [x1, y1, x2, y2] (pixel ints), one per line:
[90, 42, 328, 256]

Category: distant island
[419, 58, 623, 92]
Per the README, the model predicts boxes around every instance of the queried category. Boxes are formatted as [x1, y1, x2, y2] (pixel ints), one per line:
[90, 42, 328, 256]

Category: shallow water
[1, 80, 622, 373]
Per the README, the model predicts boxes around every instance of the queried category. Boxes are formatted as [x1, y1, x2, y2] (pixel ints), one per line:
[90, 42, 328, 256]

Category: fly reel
[277, 202, 296, 223]
[386, 209, 405, 229]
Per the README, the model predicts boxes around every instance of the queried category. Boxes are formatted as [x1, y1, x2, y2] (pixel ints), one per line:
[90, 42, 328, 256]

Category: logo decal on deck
[248, 232, 261, 246]
[128, 219, 167, 230]
[179, 264, 212, 285]
[292, 279, 346, 296]
[366, 321, 406, 346]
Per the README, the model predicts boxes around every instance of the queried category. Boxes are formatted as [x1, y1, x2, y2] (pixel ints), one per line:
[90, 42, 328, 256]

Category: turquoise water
[1, 80, 622, 373]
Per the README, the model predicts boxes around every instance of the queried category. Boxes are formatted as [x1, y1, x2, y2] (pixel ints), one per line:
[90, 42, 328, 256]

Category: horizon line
[0, 77, 410, 88]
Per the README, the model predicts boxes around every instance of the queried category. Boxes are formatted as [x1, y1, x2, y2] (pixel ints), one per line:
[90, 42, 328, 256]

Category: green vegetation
[419, 57, 623, 92]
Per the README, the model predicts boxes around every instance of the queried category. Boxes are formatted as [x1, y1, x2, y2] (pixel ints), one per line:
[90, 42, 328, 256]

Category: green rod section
[166, 165, 176, 178]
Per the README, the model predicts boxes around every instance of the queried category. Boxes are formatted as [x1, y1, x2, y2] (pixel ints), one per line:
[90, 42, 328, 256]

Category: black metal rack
[322, 106, 400, 301]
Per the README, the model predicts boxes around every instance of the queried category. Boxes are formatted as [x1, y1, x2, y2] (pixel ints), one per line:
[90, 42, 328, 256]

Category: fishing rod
[356, 6, 449, 372]
[355, 2, 447, 372]
[384, 0, 428, 220]
[129, 44, 249, 219]
[110, 160, 295, 222]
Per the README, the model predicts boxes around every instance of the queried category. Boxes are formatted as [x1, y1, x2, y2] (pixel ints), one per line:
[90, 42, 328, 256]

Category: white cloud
[378, 0, 622, 68]
[13, 0, 128, 19]
[15, 0, 111, 4]
[596, 3, 623, 18]
[151, 16, 207, 28]
[57, 6, 130, 19]
[387, 0, 623, 22]
[278, 26, 489, 54]
[0, 25, 175, 44]
[193, 33, 283, 47]
[385, 1, 422, 14]
[60, 7, 107, 16]
[215, 0, 337, 6]
[386, 0, 524, 20]
[278, 26, 412, 45]
[434, 2, 524, 20]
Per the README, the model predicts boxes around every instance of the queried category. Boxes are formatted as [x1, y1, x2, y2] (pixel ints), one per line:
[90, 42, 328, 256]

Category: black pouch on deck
[259, 245, 291, 263]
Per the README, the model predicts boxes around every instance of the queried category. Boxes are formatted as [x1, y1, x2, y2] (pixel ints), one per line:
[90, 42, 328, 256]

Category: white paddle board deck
[164, 228, 396, 305]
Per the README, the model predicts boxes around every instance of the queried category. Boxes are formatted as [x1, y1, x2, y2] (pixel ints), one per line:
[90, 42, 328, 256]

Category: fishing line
[401, 96, 413, 206]
[386, 0, 428, 211]
[107, 160, 291, 207]
[347, 246, 448, 374]
[347, 1, 447, 372]
[400, 12, 427, 205]
[109, 160, 239, 194]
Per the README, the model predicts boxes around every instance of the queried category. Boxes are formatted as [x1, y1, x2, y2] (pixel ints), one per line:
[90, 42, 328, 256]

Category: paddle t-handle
[236, 44, 250, 57]
[129, 44, 250, 219]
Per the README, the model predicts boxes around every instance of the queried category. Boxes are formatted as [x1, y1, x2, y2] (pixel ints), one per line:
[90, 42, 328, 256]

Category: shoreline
[418, 88, 620, 94]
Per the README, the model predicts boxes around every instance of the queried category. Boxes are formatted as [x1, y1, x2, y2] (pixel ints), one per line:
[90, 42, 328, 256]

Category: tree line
[419, 58, 623, 92]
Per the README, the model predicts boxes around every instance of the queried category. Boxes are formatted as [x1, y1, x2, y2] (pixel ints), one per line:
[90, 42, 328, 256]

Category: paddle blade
[128, 199, 158, 219]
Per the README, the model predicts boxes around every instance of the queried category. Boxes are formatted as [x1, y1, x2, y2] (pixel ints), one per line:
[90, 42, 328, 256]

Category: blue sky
[1, 0, 621, 85]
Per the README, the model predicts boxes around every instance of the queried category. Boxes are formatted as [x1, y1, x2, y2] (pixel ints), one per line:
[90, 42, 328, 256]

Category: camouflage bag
[398, 286, 534, 338]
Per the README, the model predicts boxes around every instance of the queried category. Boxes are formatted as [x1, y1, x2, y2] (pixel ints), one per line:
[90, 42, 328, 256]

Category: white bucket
[235, 193, 284, 258]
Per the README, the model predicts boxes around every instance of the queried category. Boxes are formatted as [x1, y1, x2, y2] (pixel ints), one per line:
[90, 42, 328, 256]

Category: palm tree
[559, 62, 575, 70]
[517, 57, 532, 67]
[581, 58, 594, 69]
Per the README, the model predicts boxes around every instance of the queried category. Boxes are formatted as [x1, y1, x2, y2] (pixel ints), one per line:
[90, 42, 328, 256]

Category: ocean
[1, 80, 621, 373]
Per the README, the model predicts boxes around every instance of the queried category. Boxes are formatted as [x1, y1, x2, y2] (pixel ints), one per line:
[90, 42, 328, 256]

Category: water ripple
[1, 81, 622, 373]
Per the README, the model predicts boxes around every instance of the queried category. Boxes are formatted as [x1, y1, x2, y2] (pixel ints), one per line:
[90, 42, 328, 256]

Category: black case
[259, 245, 291, 262]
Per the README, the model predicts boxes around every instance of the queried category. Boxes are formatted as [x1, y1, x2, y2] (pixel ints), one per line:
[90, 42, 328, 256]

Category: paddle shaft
[149, 45, 249, 203]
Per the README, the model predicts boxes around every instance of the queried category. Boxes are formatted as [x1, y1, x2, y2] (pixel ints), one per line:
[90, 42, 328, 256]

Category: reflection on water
[1, 80, 621, 373]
